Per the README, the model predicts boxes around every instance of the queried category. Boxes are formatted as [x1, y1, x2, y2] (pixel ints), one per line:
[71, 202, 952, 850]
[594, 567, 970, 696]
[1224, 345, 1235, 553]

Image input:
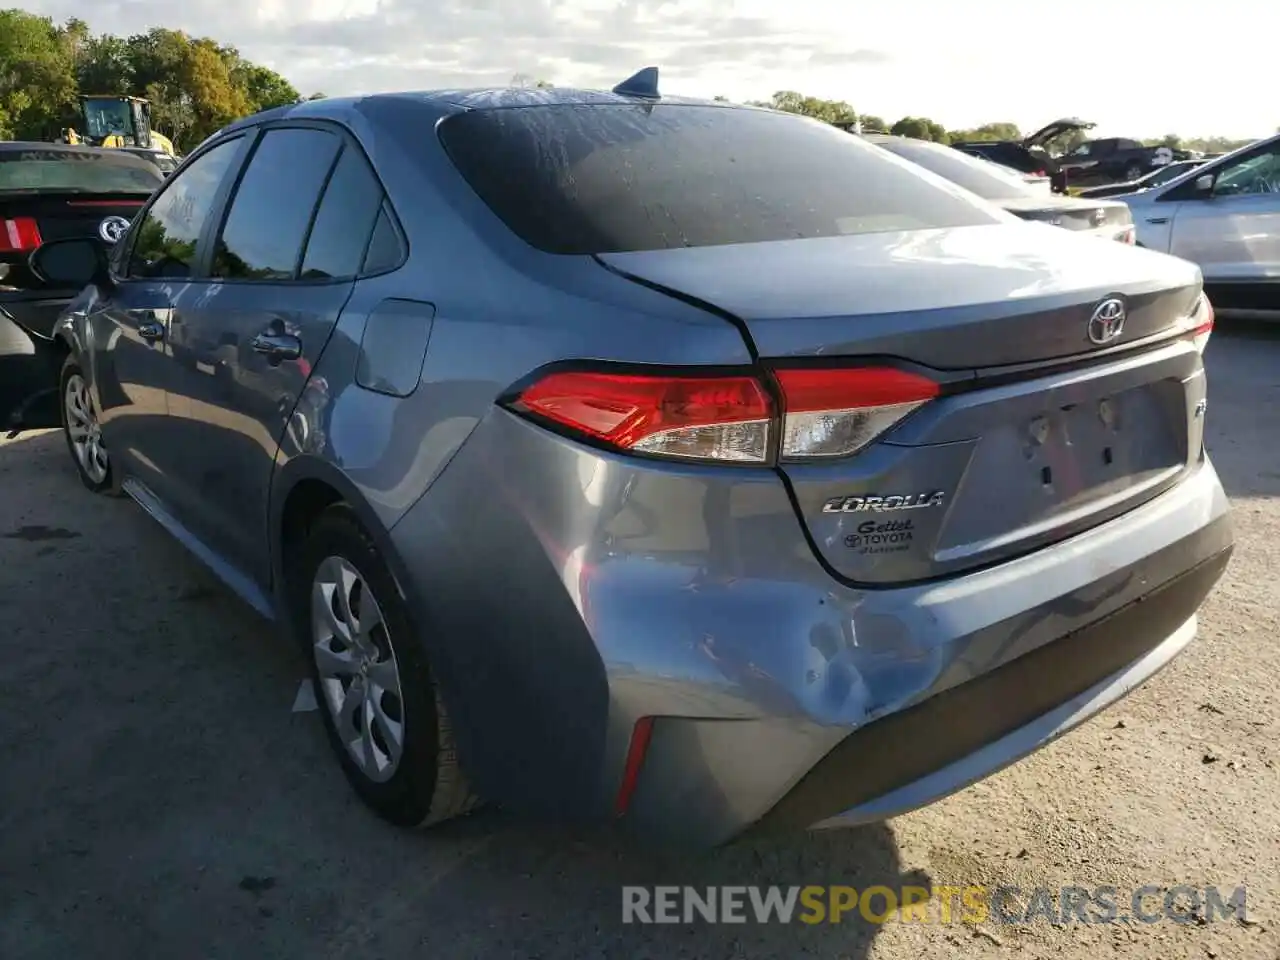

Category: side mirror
[1193, 173, 1215, 195]
[28, 237, 113, 290]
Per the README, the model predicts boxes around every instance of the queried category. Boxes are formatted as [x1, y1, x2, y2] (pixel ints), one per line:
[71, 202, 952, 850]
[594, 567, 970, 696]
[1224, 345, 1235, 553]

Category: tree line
[0, 9, 321, 151]
[0, 14, 1255, 159]
[744, 91, 1256, 156]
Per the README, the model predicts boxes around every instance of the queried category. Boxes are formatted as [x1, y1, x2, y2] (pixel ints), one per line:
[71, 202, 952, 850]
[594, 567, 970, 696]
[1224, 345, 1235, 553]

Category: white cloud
[22, 0, 1277, 139]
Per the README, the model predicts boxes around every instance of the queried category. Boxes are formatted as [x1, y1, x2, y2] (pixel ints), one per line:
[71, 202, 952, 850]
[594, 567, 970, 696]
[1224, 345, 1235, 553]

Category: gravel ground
[1, 324, 1277, 960]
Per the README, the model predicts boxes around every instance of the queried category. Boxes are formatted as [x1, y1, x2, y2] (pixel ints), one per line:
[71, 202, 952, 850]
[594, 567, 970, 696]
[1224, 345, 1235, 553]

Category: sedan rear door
[163, 123, 388, 586]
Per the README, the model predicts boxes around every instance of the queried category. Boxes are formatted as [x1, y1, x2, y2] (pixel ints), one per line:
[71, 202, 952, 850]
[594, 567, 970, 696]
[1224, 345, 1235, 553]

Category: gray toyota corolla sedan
[5, 73, 1233, 846]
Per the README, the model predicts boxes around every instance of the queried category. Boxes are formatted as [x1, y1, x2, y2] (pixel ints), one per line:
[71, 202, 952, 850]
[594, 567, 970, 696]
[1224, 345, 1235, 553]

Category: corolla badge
[1087, 297, 1126, 344]
[822, 491, 946, 513]
[98, 215, 131, 244]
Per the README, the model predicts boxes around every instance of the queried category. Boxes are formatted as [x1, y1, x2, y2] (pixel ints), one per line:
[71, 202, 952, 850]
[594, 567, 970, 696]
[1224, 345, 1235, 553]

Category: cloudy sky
[24, 0, 1275, 139]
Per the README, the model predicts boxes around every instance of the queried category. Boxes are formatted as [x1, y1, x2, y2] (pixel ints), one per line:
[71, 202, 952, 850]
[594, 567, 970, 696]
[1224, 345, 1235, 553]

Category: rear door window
[437, 104, 1002, 254]
[211, 127, 342, 281]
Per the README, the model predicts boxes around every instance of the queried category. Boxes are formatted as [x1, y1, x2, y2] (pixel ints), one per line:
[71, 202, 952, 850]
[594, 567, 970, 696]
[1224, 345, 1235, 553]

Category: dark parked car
[0, 142, 162, 429]
[952, 118, 1094, 193]
[1057, 138, 1192, 188]
[1076, 159, 1207, 198]
[2, 78, 1232, 846]
[869, 134, 1136, 242]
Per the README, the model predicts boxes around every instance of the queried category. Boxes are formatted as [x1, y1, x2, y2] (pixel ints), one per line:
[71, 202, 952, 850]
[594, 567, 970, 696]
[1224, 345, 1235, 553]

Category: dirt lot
[1, 325, 1277, 960]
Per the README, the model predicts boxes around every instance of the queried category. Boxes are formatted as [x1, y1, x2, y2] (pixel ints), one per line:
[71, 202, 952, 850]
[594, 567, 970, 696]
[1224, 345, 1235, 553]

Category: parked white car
[1120, 133, 1280, 319]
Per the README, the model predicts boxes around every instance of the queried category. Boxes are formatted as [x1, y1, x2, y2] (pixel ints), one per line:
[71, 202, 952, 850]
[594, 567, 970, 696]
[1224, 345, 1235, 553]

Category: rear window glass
[0, 149, 163, 194]
[872, 138, 1037, 202]
[437, 104, 1001, 254]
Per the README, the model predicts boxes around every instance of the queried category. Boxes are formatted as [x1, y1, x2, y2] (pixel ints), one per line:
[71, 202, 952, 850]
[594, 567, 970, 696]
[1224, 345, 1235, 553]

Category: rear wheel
[60, 357, 120, 495]
[1124, 163, 1143, 182]
[294, 506, 478, 827]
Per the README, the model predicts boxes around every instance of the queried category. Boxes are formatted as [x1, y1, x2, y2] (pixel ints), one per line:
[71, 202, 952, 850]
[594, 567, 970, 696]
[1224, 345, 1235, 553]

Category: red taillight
[515, 370, 774, 462]
[614, 716, 655, 818]
[0, 217, 41, 253]
[1189, 294, 1214, 353]
[511, 365, 940, 464]
[774, 366, 939, 460]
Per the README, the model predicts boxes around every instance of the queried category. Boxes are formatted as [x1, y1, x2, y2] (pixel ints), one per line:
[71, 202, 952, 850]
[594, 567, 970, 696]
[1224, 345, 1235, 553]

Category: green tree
[753, 90, 857, 124]
[949, 122, 1021, 142]
[233, 62, 300, 113]
[890, 116, 948, 142]
[75, 34, 133, 94]
[0, 9, 78, 138]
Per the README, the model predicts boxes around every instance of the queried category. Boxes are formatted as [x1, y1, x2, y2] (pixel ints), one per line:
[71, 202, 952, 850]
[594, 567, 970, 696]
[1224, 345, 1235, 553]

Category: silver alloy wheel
[64, 373, 109, 484]
[311, 555, 406, 783]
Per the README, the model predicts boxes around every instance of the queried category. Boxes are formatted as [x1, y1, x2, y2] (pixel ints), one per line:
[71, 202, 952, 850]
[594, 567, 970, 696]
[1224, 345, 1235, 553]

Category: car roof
[215, 86, 743, 138]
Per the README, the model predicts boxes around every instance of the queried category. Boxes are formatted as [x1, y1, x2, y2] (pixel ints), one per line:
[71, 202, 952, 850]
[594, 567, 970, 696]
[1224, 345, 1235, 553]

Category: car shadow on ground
[0, 429, 926, 959]
[1201, 321, 1280, 500]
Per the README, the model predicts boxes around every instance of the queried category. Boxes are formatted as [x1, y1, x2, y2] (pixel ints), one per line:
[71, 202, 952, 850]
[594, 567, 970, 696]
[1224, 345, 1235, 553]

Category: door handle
[251, 331, 302, 363]
[138, 320, 164, 341]
[1145, 216, 1169, 225]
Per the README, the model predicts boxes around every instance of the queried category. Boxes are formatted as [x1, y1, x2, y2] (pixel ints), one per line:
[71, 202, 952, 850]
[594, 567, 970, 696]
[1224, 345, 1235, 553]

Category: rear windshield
[872, 138, 1036, 201]
[0, 149, 163, 194]
[437, 104, 1002, 254]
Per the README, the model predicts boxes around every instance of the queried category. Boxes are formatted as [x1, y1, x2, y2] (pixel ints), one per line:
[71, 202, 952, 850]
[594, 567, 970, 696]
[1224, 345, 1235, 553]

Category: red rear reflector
[774, 367, 939, 460]
[614, 716, 655, 818]
[0, 217, 41, 253]
[1189, 295, 1214, 352]
[515, 370, 773, 463]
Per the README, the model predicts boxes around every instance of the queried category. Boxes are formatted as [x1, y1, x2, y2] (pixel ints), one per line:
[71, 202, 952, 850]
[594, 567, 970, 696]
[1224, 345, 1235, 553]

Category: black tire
[1124, 164, 1143, 182]
[59, 355, 122, 496]
[291, 505, 478, 827]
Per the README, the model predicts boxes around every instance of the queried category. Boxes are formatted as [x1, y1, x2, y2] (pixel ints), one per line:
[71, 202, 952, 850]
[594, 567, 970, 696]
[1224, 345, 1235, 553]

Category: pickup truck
[1057, 137, 1191, 188]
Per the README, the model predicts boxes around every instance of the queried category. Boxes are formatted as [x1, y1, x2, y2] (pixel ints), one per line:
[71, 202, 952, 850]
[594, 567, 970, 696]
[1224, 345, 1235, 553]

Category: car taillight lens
[514, 370, 774, 462]
[1116, 226, 1136, 244]
[774, 367, 939, 460]
[511, 365, 940, 464]
[0, 217, 41, 253]
[1187, 294, 1214, 353]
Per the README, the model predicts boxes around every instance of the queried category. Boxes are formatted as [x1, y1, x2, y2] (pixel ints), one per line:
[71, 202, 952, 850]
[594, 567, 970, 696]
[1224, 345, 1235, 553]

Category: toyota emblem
[98, 215, 131, 245]
[1087, 298, 1126, 345]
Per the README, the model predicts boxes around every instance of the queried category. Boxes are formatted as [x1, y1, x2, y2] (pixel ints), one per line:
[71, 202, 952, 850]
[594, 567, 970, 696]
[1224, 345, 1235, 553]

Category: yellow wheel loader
[65, 95, 178, 158]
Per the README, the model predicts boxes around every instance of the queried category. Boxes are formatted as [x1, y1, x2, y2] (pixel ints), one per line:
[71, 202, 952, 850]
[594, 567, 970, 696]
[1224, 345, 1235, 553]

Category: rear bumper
[752, 545, 1230, 835]
[390, 411, 1233, 847]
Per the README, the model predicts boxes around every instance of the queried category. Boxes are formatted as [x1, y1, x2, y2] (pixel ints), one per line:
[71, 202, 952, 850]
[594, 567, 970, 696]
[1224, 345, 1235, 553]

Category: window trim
[358, 200, 409, 279]
[203, 118, 409, 286]
[1158, 137, 1280, 203]
[112, 133, 251, 284]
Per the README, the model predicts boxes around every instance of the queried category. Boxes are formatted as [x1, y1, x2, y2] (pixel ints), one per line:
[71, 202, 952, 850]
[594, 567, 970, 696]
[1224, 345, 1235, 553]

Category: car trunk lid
[1021, 118, 1095, 150]
[597, 224, 1206, 583]
[999, 197, 1133, 237]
